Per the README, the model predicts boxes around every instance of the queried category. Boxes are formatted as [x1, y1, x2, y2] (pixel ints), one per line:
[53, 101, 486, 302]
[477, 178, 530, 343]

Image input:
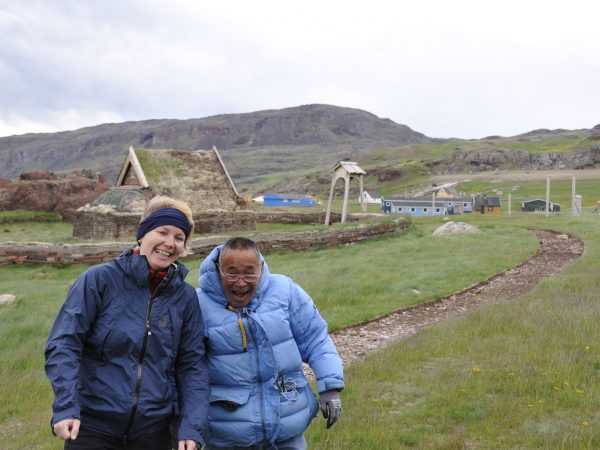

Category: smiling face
[138, 225, 186, 270]
[219, 248, 262, 307]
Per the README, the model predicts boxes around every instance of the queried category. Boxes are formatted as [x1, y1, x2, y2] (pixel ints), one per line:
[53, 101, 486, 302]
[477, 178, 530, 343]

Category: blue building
[381, 197, 447, 216]
[263, 193, 316, 207]
[439, 197, 474, 213]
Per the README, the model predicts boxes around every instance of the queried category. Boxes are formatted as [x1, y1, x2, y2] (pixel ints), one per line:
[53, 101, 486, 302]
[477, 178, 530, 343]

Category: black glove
[319, 390, 342, 429]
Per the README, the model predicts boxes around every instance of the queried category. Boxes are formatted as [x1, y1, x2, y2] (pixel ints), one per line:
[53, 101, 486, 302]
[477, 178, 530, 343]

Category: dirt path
[430, 168, 600, 183]
[329, 230, 584, 367]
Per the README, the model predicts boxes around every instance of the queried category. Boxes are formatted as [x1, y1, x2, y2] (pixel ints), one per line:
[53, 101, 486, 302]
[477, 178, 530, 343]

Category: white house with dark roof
[358, 190, 381, 204]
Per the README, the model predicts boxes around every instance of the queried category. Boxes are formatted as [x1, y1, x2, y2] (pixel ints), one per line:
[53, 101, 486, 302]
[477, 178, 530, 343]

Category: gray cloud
[1, 0, 599, 138]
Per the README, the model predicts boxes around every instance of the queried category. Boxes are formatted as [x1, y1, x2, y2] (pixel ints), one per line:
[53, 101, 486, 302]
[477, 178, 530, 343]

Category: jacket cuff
[178, 426, 206, 448]
[317, 379, 345, 394]
[50, 410, 80, 434]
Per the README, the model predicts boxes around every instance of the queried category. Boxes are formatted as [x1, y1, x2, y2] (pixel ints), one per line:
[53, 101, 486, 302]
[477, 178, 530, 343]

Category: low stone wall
[254, 211, 358, 224]
[63, 210, 141, 240]
[63, 209, 371, 240]
[196, 211, 256, 233]
[0, 218, 410, 266]
[64, 209, 257, 240]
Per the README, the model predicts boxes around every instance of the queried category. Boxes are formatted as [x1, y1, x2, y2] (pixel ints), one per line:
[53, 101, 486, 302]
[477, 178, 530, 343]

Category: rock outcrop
[0, 169, 109, 212]
[445, 144, 600, 172]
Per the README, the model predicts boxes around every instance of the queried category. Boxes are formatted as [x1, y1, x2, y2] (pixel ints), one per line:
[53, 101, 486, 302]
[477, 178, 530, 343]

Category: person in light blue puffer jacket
[197, 237, 344, 450]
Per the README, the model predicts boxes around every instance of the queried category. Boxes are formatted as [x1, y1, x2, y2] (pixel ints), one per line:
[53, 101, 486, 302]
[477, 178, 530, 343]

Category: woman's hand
[53, 418, 81, 440]
[178, 439, 198, 450]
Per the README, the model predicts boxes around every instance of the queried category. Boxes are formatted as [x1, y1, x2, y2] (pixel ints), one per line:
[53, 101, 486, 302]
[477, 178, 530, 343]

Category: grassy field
[0, 214, 598, 448]
[306, 214, 600, 449]
[0, 207, 387, 243]
[455, 176, 600, 212]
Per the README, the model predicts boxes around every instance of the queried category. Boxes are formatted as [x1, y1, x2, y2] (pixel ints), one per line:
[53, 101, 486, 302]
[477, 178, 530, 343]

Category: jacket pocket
[82, 297, 129, 364]
[168, 307, 182, 367]
[209, 385, 252, 420]
[275, 375, 318, 441]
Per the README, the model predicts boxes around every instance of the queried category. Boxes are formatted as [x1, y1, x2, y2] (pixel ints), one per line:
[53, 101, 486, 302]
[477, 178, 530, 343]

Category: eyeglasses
[217, 266, 261, 283]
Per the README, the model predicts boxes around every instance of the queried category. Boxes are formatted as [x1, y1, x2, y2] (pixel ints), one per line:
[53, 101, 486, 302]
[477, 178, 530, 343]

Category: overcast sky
[1, 0, 599, 140]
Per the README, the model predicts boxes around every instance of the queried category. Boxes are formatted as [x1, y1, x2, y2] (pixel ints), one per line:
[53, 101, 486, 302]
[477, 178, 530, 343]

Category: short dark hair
[219, 237, 261, 265]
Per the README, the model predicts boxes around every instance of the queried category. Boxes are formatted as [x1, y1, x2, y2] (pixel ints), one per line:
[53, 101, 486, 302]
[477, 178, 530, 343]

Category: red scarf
[148, 267, 168, 295]
[133, 248, 168, 295]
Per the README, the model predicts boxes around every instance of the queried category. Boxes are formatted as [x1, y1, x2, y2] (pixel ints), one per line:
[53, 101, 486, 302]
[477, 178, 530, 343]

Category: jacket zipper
[122, 266, 174, 443]
[244, 306, 268, 444]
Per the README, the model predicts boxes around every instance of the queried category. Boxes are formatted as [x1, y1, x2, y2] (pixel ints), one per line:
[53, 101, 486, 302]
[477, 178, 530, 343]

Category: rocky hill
[2, 104, 599, 197]
[0, 104, 429, 186]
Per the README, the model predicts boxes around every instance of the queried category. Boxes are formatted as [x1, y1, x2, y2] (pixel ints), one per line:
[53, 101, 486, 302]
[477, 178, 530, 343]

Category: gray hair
[218, 237, 261, 266]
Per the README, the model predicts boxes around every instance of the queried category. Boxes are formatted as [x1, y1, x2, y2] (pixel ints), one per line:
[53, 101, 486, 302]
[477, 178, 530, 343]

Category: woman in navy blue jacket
[45, 196, 209, 450]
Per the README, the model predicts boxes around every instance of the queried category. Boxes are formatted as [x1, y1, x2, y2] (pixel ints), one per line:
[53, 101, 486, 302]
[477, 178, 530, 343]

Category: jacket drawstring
[226, 304, 247, 352]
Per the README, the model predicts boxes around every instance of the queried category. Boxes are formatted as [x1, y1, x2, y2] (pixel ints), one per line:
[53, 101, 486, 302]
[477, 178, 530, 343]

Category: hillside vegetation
[0, 104, 427, 184]
[1, 104, 599, 200]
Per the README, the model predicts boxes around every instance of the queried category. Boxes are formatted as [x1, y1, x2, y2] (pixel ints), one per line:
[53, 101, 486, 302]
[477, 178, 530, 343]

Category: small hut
[65, 146, 255, 239]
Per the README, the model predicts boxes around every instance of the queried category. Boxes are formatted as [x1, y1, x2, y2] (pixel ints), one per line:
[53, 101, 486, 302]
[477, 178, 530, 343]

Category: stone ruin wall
[0, 218, 409, 266]
[63, 209, 258, 240]
[254, 211, 358, 224]
[63, 210, 358, 241]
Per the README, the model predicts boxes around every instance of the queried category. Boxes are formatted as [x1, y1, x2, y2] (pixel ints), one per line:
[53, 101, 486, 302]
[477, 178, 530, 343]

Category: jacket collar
[117, 246, 189, 293]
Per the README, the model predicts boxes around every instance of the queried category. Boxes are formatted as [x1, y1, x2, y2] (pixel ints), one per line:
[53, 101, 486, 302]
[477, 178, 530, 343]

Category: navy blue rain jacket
[45, 248, 209, 444]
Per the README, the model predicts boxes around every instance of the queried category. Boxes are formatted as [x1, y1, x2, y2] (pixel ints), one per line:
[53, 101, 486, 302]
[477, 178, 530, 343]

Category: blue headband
[136, 208, 191, 241]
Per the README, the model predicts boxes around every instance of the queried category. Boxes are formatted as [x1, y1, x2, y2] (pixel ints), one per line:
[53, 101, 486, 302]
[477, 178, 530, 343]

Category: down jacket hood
[198, 245, 268, 308]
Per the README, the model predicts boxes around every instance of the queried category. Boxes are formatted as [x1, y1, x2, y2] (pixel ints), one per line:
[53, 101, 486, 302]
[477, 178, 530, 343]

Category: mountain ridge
[1, 104, 598, 196]
[0, 104, 429, 184]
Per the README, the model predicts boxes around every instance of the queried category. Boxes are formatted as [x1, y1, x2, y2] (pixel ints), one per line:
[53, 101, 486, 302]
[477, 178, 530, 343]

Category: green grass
[0, 216, 336, 244]
[2, 214, 599, 448]
[264, 219, 537, 330]
[0, 264, 87, 448]
[0, 210, 62, 224]
[0, 221, 77, 243]
[306, 214, 600, 449]
[135, 148, 186, 182]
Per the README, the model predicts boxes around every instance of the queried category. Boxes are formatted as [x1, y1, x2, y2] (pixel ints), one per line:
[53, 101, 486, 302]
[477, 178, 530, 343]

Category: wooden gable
[115, 146, 149, 188]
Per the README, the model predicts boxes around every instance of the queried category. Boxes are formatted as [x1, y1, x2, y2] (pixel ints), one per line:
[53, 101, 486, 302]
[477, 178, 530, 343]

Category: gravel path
[328, 229, 584, 368]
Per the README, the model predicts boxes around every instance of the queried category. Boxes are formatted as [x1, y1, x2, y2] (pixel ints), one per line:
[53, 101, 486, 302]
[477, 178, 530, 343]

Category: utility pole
[545, 176, 550, 218]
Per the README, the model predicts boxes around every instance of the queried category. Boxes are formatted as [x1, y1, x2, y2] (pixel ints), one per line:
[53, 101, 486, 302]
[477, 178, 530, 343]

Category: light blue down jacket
[197, 245, 344, 447]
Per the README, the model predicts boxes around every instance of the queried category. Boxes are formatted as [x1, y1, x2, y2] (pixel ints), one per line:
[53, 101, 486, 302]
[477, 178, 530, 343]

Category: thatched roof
[113, 146, 239, 212]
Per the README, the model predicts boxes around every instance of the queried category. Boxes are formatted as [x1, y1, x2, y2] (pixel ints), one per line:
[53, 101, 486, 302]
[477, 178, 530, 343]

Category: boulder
[432, 221, 480, 236]
[0, 294, 16, 305]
